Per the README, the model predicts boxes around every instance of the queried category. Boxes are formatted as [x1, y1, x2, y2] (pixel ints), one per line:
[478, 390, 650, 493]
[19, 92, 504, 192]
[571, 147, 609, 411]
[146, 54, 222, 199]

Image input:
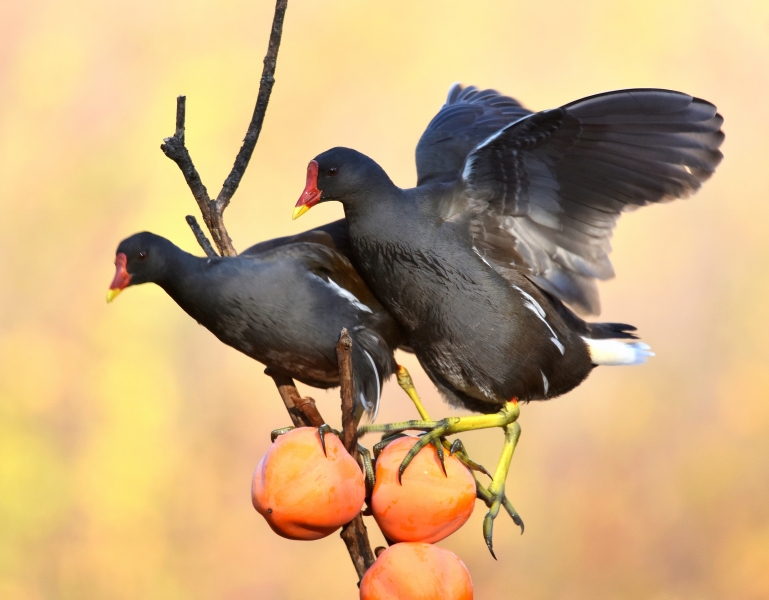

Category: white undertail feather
[583, 337, 655, 366]
[359, 349, 381, 423]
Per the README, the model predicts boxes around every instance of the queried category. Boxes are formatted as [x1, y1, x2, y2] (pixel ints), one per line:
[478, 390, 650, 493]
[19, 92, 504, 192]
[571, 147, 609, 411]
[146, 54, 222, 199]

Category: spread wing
[415, 84, 532, 186]
[450, 88, 724, 315]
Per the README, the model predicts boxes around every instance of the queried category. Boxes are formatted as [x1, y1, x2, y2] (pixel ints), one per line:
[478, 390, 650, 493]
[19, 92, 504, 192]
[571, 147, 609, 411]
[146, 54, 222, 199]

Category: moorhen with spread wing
[293, 84, 724, 553]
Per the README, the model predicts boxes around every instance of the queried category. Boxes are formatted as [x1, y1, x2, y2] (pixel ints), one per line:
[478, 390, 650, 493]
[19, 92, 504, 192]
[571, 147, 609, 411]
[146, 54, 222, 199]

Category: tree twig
[160, 96, 214, 232]
[216, 0, 287, 213]
[336, 329, 357, 459]
[337, 329, 376, 578]
[265, 369, 324, 428]
[267, 361, 376, 581]
[161, 0, 288, 257]
[186, 215, 217, 258]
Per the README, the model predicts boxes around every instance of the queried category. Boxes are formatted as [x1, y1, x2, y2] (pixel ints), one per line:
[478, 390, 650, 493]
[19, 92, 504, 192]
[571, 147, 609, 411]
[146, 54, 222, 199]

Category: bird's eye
[328, 167, 338, 176]
[138, 251, 147, 261]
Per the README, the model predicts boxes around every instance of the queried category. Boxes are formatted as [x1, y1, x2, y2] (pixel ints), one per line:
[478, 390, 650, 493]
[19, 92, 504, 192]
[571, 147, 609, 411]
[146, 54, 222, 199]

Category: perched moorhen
[106, 225, 400, 422]
[293, 84, 725, 552]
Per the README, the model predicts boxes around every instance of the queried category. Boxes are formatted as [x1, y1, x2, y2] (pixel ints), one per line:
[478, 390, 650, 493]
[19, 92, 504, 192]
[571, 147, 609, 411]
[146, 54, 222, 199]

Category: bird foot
[373, 431, 459, 479]
[358, 400, 520, 482]
[448, 438, 492, 479]
[478, 420, 523, 558]
[270, 426, 296, 442]
[270, 425, 375, 492]
[475, 476, 524, 560]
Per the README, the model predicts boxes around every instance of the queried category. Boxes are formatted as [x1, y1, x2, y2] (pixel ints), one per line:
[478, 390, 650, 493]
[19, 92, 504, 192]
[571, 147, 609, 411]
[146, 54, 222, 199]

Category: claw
[373, 433, 407, 459]
[430, 436, 447, 477]
[483, 509, 499, 560]
[357, 444, 376, 495]
[448, 439, 492, 478]
[502, 496, 525, 534]
[270, 426, 295, 442]
[397, 424, 449, 483]
[316, 423, 340, 456]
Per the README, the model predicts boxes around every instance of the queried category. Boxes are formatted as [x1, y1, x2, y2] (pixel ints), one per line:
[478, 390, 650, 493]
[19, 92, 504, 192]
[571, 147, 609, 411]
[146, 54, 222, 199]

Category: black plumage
[108, 229, 400, 420]
[294, 85, 724, 411]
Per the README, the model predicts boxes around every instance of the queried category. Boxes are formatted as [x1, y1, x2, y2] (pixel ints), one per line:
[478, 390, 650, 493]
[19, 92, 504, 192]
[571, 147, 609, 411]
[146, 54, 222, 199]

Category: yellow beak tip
[292, 205, 310, 220]
[106, 289, 121, 303]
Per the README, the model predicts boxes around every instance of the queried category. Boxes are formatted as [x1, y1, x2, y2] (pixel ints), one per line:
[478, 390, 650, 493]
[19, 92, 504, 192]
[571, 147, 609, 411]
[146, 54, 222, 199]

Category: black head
[107, 232, 176, 302]
[293, 147, 392, 219]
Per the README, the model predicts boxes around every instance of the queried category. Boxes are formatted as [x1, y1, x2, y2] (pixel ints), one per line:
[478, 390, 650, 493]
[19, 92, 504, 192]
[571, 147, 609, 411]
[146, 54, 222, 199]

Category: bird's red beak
[106, 253, 131, 303]
[293, 160, 321, 220]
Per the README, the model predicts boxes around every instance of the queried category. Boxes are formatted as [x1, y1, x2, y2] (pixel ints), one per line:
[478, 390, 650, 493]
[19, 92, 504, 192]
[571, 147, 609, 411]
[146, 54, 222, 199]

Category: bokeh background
[1, 0, 767, 598]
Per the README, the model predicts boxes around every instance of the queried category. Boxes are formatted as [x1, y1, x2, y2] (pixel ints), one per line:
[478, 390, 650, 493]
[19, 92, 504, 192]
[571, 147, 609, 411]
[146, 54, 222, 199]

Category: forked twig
[161, 0, 288, 256]
[158, 0, 376, 581]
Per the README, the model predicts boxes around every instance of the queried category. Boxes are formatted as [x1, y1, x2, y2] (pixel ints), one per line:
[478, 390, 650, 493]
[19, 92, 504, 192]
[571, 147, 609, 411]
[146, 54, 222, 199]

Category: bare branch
[340, 518, 377, 580]
[160, 96, 214, 229]
[216, 0, 288, 214]
[174, 95, 185, 140]
[336, 329, 376, 578]
[268, 364, 376, 581]
[265, 370, 316, 428]
[336, 329, 357, 459]
[160, 0, 288, 257]
[186, 215, 217, 258]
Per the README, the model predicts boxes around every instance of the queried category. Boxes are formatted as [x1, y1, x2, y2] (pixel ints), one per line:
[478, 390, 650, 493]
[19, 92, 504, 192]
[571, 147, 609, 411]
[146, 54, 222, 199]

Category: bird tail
[541, 289, 652, 366]
[582, 337, 654, 366]
[350, 331, 396, 424]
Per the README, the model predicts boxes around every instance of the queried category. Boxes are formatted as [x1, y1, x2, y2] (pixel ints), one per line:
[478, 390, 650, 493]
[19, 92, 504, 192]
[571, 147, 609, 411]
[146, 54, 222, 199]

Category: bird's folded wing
[269, 242, 385, 315]
[241, 219, 350, 256]
[453, 88, 724, 315]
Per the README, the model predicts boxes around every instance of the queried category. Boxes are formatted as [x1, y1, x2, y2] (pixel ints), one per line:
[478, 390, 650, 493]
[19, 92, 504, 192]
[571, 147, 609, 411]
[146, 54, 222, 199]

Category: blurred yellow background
[1, 0, 767, 598]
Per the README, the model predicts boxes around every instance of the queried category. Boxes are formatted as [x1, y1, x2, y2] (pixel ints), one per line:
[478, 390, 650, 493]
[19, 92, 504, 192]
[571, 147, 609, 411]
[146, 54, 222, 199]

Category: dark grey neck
[155, 245, 213, 304]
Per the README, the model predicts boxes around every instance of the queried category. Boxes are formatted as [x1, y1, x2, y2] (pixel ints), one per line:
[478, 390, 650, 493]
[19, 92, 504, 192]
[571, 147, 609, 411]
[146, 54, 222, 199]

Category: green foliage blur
[1, 0, 767, 598]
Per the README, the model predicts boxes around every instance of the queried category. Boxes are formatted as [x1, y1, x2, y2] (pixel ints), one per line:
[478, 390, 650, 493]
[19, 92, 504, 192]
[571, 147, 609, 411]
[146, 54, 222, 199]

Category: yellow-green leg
[394, 366, 491, 477]
[395, 365, 431, 420]
[480, 421, 522, 558]
[395, 365, 448, 472]
[359, 398, 523, 555]
[358, 399, 520, 476]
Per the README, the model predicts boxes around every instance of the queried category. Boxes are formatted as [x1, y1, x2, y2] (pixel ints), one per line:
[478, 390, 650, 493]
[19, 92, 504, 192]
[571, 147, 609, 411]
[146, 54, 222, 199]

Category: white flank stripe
[461, 155, 477, 181]
[513, 285, 565, 355]
[312, 275, 373, 314]
[473, 247, 494, 269]
[541, 370, 549, 395]
[362, 349, 381, 422]
[583, 338, 655, 366]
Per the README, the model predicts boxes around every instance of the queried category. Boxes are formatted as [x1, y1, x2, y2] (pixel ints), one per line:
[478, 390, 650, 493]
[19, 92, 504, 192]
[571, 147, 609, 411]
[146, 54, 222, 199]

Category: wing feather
[450, 88, 723, 314]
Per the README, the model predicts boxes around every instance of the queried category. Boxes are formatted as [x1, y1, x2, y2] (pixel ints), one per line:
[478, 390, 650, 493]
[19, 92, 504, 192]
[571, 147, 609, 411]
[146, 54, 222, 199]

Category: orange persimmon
[360, 542, 473, 600]
[371, 435, 476, 543]
[251, 427, 365, 540]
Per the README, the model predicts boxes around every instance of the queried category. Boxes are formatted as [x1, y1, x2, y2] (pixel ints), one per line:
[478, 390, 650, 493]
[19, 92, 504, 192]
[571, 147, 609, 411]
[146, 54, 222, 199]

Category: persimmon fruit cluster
[251, 428, 476, 598]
